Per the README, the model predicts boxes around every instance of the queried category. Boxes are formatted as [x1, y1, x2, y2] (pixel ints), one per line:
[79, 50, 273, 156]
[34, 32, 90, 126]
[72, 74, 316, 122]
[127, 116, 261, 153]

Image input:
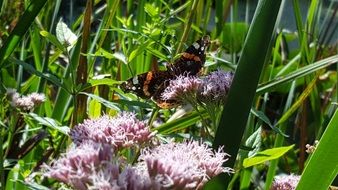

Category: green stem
[202, 102, 218, 131]
[186, 96, 211, 137]
[176, 0, 198, 54]
[148, 108, 159, 128]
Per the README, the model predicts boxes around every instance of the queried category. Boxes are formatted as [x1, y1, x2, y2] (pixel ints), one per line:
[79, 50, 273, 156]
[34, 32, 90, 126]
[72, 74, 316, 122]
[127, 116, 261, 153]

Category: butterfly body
[121, 36, 210, 108]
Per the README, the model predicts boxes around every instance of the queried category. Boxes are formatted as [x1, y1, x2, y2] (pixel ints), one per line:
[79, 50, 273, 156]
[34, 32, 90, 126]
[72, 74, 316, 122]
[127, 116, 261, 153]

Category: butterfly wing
[121, 35, 210, 108]
[169, 35, 210, 76]
[121, 70, 173, 99]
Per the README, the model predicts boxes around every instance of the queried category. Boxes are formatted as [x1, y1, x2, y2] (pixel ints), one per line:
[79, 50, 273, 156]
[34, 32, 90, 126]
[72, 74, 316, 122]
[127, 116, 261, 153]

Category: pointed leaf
[40, 30, 66, 52]
[28, 113, 70, 135]
[250, 108, 288, 137]
[79, 92, 121, 111]
[243, 145, 294, 168]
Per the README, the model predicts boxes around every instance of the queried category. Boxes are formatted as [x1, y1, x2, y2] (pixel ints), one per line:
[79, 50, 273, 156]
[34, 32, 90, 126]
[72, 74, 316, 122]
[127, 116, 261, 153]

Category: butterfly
[121, 35, 210, 108]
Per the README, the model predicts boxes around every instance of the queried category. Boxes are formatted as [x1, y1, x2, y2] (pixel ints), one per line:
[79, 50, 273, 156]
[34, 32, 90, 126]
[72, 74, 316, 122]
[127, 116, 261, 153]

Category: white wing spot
[132, 76, 139, 84]
[193, 42, 200, 49]
[132, 86, 136, 90]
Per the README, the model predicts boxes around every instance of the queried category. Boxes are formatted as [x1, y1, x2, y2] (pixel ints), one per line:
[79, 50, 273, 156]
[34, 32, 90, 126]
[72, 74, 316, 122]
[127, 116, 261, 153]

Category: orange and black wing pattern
[121, 36, 210, 108]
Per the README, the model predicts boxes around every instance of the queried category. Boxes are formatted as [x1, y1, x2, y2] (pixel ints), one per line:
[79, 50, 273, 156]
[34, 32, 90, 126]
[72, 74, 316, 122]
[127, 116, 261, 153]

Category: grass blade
[296, 109, 338, 190]
[214, 0, 282, 166]
[257, 55, 338, 95]
[210, 0, 282, 188]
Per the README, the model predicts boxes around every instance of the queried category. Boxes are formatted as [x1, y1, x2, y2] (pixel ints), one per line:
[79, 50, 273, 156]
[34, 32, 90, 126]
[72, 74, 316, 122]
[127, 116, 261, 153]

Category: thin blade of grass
[9, 58, 64, 91]
[257, 55, 338, 95]
[276, 73, 318, 125]
[176, 0, 199, 54]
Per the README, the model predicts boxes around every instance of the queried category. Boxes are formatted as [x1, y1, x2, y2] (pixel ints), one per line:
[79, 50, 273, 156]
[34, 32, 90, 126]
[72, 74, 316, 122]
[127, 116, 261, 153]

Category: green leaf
[113, 98, 152, 109]
[129, 42, 151, 63]
[250, 109, 288, 137]
[17, 180, 50, 190]
[112, 52, 128, 65]
[40, 30, 66, 52]
[156, 111, 208, 134]
[28, 113, 70, 135]
[296, 109, 338, 190]
[79, 92, 121, 111]
[146, 47, 169, 62]
[9, 58, 65, 91]
[79, 78, 121, 92]
[144, 3, 159, 18]
[221, 22, 249, 53]
[244, 127, 262, 157]
[257, 55, 338, 95]
[91, 48, 128, 64]
[243, 145, 294, 168]
[88, 97, 102, 118]
[212, 0, 283, 185]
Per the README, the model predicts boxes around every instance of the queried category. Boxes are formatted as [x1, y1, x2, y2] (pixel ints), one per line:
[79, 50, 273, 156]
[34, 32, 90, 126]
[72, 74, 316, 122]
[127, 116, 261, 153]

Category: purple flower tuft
[199, 69, 233, 102]
[271, 174, 301, 190]
[43, 143, 113, 190]
[43, 142, 152, 190]
[70, 112, 155, 149]
[6, 89, 46, 111]
[161, 75, 202, 102]
[28, 92, 46, 104]
[138, 140, 232, 189]
[88, 163, 151, 190]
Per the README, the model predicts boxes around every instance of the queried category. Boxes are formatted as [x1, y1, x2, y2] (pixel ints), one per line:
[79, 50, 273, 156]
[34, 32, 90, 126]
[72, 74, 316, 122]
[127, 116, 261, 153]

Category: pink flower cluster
[271, 174, 300, 190]
[160, 69, 233, 105]
[43, 143, 150, 190]
[161, 74, 202, 101]
[200, 69, 233, 102]
[43, 112, 231, 189]
[70, 112, 155, 149]
[6, 88, 46, 111]
[138, 140, 232, 190]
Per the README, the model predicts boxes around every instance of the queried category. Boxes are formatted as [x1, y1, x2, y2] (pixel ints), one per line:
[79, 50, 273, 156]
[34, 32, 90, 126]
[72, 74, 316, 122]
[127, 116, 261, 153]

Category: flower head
[271, 174, 301, 190]
[43, 143, 114, 190]
[28, 92, 46, 104]
[161, 75, 202, 103]
[199, 69, 233, 102]
[6, 89, 46, 111]
[70, 112, 155, 149]
[138, 140, 232, 189]
[88, 163, 151, 190]
[43, 142, 152, 190]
